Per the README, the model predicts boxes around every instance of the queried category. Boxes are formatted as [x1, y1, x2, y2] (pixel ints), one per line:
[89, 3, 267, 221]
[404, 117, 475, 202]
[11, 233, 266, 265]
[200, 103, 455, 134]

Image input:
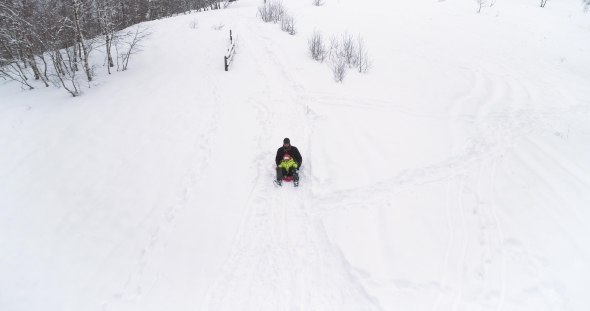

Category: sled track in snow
[431, 180, 456, 311]
[200, 13, 380, 311]
[489, 161, 507, 311]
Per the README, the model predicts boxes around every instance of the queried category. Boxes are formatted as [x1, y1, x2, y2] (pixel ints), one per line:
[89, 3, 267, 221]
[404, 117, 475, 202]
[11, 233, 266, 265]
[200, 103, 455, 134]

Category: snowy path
[197, 9, 380, 309]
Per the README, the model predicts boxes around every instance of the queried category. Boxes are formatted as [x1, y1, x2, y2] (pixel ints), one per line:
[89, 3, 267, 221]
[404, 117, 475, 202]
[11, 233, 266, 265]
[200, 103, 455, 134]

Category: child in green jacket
[276, 154, 299, 187]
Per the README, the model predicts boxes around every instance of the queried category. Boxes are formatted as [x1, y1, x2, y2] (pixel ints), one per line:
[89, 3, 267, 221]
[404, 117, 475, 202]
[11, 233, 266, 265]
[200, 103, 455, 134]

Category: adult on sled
[275, 138, 302, 187]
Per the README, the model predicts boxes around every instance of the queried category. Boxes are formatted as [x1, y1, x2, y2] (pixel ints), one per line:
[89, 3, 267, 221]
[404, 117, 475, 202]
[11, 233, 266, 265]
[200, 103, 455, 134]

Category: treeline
[0, 0, 229, 96]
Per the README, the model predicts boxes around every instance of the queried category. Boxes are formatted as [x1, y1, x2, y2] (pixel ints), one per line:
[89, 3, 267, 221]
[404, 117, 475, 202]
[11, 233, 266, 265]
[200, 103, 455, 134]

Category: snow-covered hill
[2, 0, 590, 310]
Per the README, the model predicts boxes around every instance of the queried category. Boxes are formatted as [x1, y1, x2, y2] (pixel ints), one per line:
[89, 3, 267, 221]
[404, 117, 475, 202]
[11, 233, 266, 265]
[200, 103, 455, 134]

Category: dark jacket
[276, 146, 303, 167]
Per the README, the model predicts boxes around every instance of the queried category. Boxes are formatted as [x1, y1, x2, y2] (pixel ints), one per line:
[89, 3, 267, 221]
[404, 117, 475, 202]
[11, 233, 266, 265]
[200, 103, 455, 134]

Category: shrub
[189, 19, 199, 29]
[281, 13, 297, 35]
[308, 30, 326, 61]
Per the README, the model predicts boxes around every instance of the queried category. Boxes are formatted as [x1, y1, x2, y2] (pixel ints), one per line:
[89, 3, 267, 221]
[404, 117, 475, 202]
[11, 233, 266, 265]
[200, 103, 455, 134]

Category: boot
[293, 169, 299, 187]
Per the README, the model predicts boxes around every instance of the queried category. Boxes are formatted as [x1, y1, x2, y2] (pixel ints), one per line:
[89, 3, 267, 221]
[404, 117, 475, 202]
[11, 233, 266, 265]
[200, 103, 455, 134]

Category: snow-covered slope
[2, 0, 590, 310]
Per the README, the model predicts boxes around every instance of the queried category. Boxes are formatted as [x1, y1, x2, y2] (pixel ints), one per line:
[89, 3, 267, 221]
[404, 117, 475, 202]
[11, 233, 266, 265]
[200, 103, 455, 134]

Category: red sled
[276, 166, 294, 182]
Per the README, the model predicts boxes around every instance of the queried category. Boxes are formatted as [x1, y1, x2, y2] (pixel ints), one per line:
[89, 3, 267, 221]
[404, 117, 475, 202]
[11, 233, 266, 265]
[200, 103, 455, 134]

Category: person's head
[282, 154, 291, 162]
[283, 138, 290, 148]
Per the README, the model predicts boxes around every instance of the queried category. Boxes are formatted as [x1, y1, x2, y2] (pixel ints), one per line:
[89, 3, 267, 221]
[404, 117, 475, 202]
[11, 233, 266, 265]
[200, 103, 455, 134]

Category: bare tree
[340, 31, 357, 67]
[330, 56, 347, 83]
[540, 0, 548, 7]
[189, 18, 199, 29]
[257, 2, 272, 22]
[327, 32, 371, 73]
[476, 0, 487, 12]
[312, 0, 325, 6]
[211, 22, 225, 30]
[119, 24, 151, 71]
[281, 13, 296, 35]
[308, 30, 326, 62]
[585, 0, 590, 12]
[0, 63, 35, 90]
[0, 0, 49, 88]
[257, 0, 285, 23]
[356, 35, 372, 73]
[50, 50, 82, 97]
[0, 2, 32, 89]
[327, 34, 340, 61]
[71, 0, 93, 81]
[147, 0, 161, 20]
[0, 0, 207, 96]
[271, 1, 285, 23]
[490, 0, 497, 7]
[95, 0, 120, 74]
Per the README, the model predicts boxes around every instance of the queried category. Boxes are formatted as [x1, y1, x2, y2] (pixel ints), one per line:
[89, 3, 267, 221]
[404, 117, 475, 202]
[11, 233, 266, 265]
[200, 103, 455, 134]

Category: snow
[1, 0, 590, 310]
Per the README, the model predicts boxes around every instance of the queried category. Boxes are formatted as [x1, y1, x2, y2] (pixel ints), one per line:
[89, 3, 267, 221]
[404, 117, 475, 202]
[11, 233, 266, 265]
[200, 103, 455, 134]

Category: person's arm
[295, 148, 303, 167]
[275, 149, 282, 166]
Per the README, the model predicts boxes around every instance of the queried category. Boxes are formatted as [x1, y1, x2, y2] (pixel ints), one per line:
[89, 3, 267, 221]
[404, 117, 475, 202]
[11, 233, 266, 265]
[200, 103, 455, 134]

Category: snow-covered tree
[0, 0, 235, 95]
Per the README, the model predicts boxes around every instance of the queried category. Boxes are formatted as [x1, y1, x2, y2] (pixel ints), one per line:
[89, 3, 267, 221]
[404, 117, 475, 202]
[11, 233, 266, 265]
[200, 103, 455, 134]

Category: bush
[313, 31, 372, 82]
[189, 19, 199, 29]
[340, 31, 357, 67]
[281, 13, 297, 35]
[327, 32, 371, 73]
[258, 1, 285, 23]
[212, 22, 225, 30]
[330, 56, 347, 83]
[308, 30, 326, 62]
[356, 35, 372, 73]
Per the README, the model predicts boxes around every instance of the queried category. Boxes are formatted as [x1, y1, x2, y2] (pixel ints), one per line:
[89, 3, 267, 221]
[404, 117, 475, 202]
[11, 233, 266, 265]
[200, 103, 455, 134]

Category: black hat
[283, 138, 290, 144]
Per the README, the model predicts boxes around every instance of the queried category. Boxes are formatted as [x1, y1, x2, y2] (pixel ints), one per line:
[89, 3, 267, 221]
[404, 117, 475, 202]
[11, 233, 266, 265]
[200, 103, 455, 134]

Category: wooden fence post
[224, 29, 235, 72]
